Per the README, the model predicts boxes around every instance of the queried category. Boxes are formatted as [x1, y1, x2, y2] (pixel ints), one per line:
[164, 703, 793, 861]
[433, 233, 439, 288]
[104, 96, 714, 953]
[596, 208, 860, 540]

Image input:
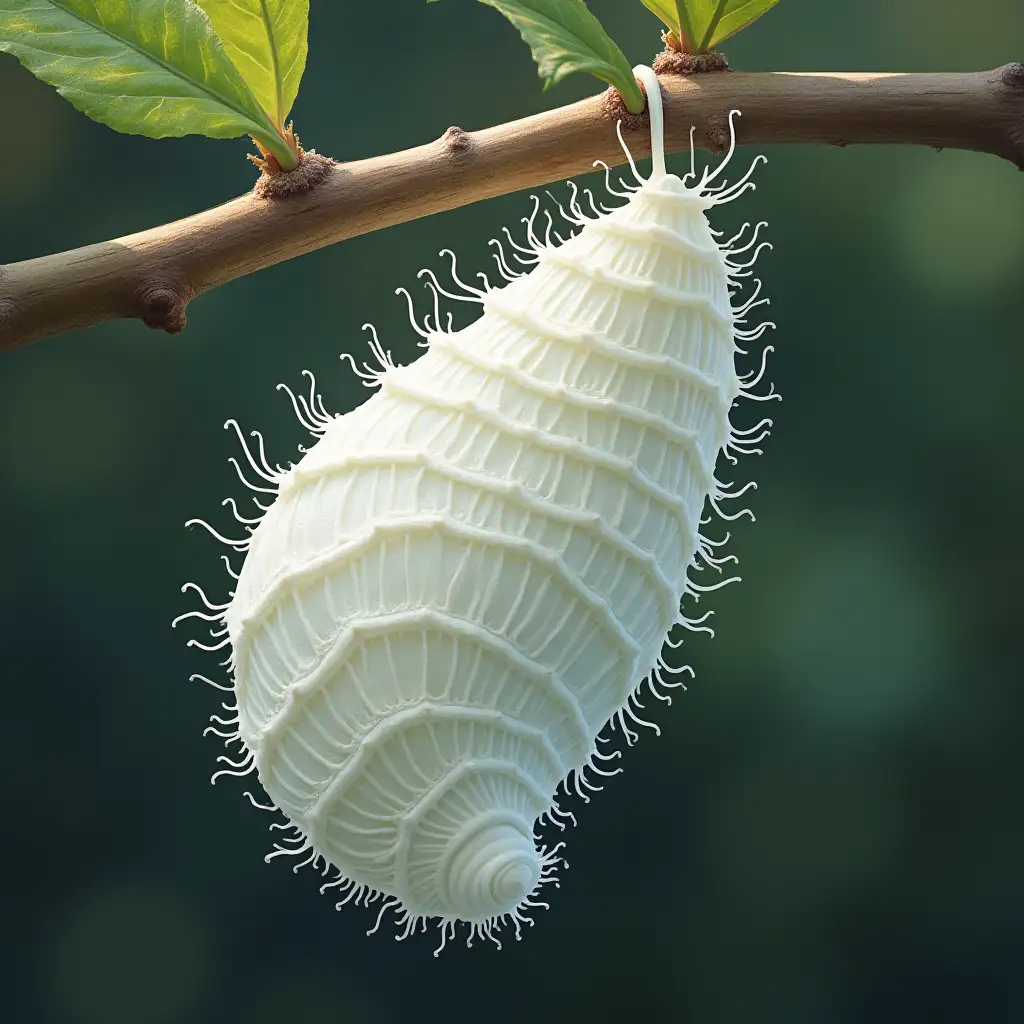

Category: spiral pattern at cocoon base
[178, 68, 776, 951]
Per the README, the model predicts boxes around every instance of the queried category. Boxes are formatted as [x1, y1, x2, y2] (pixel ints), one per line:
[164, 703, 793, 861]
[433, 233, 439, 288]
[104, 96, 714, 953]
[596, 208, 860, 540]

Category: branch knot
[440, 126, 473, 156]
[704, 114, 732, 154]
[138, 279, 193, 334]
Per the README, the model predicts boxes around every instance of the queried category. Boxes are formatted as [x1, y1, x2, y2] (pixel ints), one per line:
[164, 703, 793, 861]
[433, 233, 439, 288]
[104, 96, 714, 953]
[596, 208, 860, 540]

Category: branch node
[253, 151, 335, 201]
[705, 114, 731, 155]
[138, 280, 192, 334]
[440, 126, 473, 155]
[602, 82, 649, 133]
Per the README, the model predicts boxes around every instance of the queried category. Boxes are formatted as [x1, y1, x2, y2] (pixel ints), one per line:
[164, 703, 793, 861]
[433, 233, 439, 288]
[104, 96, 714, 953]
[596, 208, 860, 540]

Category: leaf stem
[252, 125, 300, 171]
[617, 75, 647, 115]
[674, 0, 697, 54]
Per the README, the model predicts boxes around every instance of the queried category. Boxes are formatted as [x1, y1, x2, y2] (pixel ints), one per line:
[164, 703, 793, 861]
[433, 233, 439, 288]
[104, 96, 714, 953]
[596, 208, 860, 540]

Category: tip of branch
[1000, 62, 1024, 89]
[253, 151, 336, 201]
[997, 63, 1024, 170]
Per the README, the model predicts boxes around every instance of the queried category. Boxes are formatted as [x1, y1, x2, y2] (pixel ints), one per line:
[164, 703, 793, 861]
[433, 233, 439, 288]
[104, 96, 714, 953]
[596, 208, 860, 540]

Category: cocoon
[176, 66, 776, 953]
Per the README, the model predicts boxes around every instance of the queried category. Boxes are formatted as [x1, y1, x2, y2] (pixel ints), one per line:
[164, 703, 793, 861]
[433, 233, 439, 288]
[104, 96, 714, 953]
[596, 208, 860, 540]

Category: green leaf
[704, 0, 781, 48]
[196, 0, 308, 130]
[638, 2, 696, 52]
[0, 0, 296, 168]
[433, 0, 645, 114]
[646, 0, 781, 52]
[679, 1, 716, 51]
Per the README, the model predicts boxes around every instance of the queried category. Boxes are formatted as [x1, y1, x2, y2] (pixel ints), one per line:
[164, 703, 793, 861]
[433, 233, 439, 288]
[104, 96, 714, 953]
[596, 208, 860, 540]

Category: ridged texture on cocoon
[176, 66, 777, 953]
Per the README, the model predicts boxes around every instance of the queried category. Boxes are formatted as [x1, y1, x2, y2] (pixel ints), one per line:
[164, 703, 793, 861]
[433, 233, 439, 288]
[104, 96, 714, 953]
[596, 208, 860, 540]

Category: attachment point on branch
[138, 279, 193, 334]
[603, 80, 650, 133]
[653, 51, 731, 76]
[253, 151, 336, 200]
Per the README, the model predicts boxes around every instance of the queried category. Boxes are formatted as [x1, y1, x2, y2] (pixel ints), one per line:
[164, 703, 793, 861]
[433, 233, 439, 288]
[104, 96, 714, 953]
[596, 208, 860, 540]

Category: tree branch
[2, 64, 1022, 355]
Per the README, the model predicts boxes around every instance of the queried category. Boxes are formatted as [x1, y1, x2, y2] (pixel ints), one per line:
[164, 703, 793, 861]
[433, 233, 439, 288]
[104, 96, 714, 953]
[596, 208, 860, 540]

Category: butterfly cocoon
[177, 66, 777, 953]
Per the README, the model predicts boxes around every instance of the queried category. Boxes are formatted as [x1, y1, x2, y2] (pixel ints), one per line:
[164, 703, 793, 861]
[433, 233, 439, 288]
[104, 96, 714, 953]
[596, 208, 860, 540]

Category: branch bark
[2, 64, 1022, 355]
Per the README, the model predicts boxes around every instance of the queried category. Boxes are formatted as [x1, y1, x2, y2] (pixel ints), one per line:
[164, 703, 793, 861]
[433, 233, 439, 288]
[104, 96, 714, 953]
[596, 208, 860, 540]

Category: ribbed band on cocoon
[222, 169, 739, 927]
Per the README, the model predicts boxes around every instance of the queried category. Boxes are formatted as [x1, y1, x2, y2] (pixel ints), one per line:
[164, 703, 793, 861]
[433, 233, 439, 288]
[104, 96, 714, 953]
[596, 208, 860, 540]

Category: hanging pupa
[175, 65, 777, 954]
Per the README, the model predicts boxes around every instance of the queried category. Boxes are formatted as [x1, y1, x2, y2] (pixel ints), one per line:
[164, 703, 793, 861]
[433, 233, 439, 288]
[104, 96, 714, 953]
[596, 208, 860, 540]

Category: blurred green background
[2, 1, 1023, 1021]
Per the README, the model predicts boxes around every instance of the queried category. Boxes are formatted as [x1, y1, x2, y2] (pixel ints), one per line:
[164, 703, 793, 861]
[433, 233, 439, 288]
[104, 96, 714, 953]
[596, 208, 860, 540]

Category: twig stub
[704, 114, 732, 155]
[441, 126, 474, 156]
[138, 279, 193, 334]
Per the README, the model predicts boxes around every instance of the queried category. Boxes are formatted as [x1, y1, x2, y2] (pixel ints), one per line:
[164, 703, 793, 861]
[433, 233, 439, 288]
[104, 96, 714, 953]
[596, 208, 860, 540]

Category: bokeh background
[2, 1, 1023, 1021]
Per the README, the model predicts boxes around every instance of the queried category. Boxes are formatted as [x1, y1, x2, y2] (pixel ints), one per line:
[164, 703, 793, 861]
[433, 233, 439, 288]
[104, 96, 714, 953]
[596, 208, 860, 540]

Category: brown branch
[2, 64, 1022, 354]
